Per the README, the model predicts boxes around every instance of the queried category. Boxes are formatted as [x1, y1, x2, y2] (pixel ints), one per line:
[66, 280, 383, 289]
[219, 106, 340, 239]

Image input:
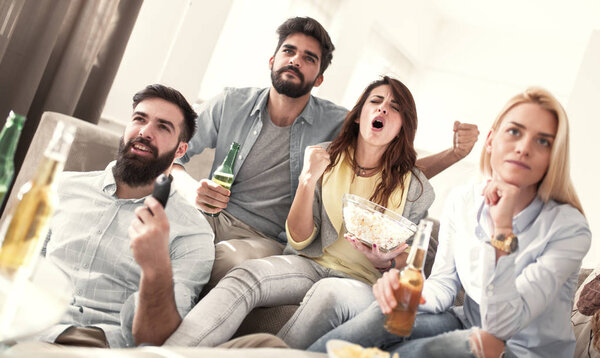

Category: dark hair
[326, 76, 420, 208]
[132, 84, 197, 142]
[274, 17, 334, 76]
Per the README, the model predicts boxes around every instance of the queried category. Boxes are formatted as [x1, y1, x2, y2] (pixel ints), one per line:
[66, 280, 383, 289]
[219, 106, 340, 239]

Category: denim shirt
[177, 87, 348, 201]
[422, 182, 591, 358]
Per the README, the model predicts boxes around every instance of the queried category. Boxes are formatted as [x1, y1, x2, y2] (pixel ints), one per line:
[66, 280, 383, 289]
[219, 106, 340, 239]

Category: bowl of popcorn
[342, 194, 417, 253]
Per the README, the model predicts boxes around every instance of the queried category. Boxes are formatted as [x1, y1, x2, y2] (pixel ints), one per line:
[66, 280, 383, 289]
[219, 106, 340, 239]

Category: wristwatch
[490, 233, 519, 253]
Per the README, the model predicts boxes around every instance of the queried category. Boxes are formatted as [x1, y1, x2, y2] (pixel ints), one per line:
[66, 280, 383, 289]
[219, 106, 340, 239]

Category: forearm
[416, 148, 461, 179]
[133, 263, 182, 346]
[287, 176, 317, 242]
[171, 164, 199, 207]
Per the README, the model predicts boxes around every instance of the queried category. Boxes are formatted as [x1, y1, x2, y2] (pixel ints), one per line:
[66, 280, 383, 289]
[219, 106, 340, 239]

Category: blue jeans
[309, 302, 518, 358]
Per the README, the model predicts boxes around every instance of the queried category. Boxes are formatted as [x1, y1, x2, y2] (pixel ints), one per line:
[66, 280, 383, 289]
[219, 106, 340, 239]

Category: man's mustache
[277, 65, 304, 82]
[123, 137, 158, 158]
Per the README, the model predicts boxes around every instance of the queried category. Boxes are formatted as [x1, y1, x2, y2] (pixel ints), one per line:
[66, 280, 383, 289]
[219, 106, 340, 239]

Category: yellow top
[287, 153, 411, 284]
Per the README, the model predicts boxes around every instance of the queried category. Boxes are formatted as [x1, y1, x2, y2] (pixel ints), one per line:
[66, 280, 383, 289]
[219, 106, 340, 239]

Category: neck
[267, 87, 310, 127]
[115, 181, 154, 200]
[512, 184, 538, 216]
[354, 140, 385, 169]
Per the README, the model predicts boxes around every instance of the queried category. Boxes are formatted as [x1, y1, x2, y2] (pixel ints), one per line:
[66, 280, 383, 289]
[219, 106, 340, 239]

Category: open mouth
[372, 118, 384, 129]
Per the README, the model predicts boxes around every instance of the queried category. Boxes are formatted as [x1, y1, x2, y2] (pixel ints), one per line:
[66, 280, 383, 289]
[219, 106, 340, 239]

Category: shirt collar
[252, 87, 316, 125]
[101, 160, 177, 202]
[477, 190, 544, 236]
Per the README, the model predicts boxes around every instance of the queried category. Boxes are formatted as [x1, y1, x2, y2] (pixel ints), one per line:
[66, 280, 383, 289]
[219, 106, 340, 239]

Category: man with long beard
[172, 17, 479, 291]
[37, 84, 215, 348]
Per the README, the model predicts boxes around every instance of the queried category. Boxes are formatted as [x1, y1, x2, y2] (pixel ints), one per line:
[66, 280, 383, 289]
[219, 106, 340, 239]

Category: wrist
[376, 258, 395, 272]
[299, 172, 318, 188]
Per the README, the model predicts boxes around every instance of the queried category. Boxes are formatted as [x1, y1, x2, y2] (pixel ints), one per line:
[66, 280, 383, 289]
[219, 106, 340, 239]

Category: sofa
[1, 111, 593, 357]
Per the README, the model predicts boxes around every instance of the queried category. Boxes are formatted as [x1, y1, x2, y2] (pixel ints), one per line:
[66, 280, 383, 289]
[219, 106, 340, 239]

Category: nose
[289, 55, 300, 67]
[377, 106, 388, 115]
[515, 138, 531, 157]
[138, 124, 153, 139]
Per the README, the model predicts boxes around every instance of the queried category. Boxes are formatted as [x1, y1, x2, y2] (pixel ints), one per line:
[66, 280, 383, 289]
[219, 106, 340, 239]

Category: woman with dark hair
[165, 76, 433, 348]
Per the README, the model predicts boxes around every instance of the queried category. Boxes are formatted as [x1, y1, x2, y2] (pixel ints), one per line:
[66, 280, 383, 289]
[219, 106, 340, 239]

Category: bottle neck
[406, 220, 433, 271]
[0, 115, 26, 160]
[221, 144, 240, 171]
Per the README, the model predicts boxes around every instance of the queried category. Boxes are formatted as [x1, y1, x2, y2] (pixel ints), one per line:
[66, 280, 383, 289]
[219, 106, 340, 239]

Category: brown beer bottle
[384, 219, 433, 336]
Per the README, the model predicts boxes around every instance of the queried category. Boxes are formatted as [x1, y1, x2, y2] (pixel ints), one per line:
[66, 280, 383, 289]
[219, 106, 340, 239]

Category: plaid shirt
[38, 162, 214, 347]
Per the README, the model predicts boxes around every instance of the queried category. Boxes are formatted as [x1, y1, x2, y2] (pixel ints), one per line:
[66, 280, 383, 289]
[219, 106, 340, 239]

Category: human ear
[485, 130, 494, 152]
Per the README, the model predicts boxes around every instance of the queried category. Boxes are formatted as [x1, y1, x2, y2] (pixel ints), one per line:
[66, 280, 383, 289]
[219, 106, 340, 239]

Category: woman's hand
[482, 178, 519, 232]
[344, 233, 408, 269]
[373, 269, 426, 314]
[299, 146, 330, 187]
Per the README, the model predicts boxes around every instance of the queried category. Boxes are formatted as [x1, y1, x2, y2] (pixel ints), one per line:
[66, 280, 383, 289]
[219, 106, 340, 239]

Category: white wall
[568, 30, 600, 268]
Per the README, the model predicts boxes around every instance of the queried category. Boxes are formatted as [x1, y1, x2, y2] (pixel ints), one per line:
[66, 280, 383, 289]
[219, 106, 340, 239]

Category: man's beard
[271, 65, 316, 98]
[112, 137, 178, 187]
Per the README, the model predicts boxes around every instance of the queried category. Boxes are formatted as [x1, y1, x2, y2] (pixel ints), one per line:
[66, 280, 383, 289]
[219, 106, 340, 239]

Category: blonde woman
[309, 87, 591, 358]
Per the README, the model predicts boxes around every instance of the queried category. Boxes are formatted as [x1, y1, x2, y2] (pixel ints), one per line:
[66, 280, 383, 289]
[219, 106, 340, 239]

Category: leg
[217, 333, 289, 349]
[278, 277, 374, 349]
[202, 210, 284, 295]
[390, 329, 475, 357]
[165, 256, 321, 347]
[308, 303, 463, 353]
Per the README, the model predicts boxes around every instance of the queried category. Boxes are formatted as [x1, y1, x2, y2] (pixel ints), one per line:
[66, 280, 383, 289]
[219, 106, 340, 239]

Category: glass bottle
[0, 122, 76, 273]
[205, 141, 240, 217]
[384, 219, 433, 336]
[0, 111, 27, 208]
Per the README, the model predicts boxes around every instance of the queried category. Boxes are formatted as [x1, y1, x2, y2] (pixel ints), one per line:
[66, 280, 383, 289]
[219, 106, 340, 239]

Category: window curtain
[0, 0, 142, 212]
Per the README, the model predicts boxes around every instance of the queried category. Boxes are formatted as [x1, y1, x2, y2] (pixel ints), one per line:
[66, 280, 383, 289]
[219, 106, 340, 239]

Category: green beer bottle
[205, 142, 240, 217]
[0, 111, 27, 208]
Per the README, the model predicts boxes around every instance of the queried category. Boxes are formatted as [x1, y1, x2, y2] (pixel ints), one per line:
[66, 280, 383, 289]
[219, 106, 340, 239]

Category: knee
[469, 328, 505, 358]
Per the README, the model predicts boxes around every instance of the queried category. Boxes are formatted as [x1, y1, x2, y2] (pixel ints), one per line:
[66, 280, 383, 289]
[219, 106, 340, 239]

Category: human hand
[129, 197, 171, 273]
[373, 269, 426, 314]
[344, 233, 408, 269]
[452, 121, 480, 159]
[299, 145, 330, 187]
[482, 177, 519, 232]
[195, 178, 230, 214]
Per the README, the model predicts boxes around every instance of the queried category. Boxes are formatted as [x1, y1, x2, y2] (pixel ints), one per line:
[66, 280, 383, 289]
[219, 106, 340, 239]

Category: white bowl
[342, 194, 417, 252]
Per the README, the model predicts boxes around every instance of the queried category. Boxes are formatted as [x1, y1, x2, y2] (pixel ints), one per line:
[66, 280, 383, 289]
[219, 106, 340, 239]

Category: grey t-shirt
[225, 109, 292, 239]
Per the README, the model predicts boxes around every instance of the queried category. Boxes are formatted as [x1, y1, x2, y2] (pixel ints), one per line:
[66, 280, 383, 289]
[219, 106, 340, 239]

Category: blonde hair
[480, 87, 584, 214]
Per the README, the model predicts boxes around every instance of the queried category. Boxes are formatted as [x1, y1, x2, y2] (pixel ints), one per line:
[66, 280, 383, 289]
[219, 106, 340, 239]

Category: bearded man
[37, 84, 215, 348]
[171, 17, 479, 290]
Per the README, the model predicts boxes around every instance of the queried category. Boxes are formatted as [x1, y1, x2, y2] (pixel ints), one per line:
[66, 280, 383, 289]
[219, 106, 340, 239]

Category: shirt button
[488, 284, 494, 290]
[253, 130, 257, 135]
[238, 155, 242, 160]
[487, 291, 493, 297]
[83, 263, 89, 269]
[76, 289, 82, 295]
[97, 230, 102, 234]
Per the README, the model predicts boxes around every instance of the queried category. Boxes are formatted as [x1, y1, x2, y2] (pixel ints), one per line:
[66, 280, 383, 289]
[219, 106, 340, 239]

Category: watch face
[509, 237, 519, 252]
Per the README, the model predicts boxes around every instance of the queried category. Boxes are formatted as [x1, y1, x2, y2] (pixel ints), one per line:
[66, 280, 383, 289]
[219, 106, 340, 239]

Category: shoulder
[539, 200, 591, 241]
[309, 95, 348, 121]
[221, 87, 266, 104]
[57, 170, 105, 192]
[407, 168, 435, 204]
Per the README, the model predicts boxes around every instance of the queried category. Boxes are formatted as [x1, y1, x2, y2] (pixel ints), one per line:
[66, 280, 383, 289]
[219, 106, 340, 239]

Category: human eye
[537, 137, 552, 147]
[132, 116, 145, 123]
[158, 123, 171, 132]
[507, 127, 520, 136]
[391, 105, 401, 112]
[282, 48, 293, 54]
[305, 56, 316, 64]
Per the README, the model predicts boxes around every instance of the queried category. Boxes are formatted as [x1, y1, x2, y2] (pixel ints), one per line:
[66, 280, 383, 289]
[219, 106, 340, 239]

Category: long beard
[112, 137, 178, 187]
[271, 65, 316, 98]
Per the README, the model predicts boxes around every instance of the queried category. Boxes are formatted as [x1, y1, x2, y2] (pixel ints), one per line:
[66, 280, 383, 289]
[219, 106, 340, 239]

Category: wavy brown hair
[326, 76, 420, 208]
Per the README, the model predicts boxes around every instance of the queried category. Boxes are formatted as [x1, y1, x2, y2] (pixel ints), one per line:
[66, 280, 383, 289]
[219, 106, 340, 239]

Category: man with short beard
[172, 17, 479, 290]
[37, 84, 215, 348]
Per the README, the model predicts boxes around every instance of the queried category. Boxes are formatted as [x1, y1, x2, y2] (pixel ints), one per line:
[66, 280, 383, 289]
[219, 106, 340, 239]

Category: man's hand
[299, 145, 330, 187]
[452, 121, 480, 160]
[195, 179, 230, 215]
[129, 197, 171, 273]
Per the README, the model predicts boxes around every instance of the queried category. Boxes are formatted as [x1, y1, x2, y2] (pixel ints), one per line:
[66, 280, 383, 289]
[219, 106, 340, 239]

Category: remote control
[152, 174, 172, 208]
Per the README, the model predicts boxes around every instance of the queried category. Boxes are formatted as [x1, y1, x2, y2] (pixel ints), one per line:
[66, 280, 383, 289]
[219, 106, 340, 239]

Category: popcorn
[342, 197, 416, 252]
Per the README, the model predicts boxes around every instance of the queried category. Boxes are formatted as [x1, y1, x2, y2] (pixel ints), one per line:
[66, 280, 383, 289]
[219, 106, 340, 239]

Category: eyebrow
[133, 111, 176, 131]
[508, 121, 555, 138]
[371, 95, 400, 105]
[282, 44, 320, 62]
